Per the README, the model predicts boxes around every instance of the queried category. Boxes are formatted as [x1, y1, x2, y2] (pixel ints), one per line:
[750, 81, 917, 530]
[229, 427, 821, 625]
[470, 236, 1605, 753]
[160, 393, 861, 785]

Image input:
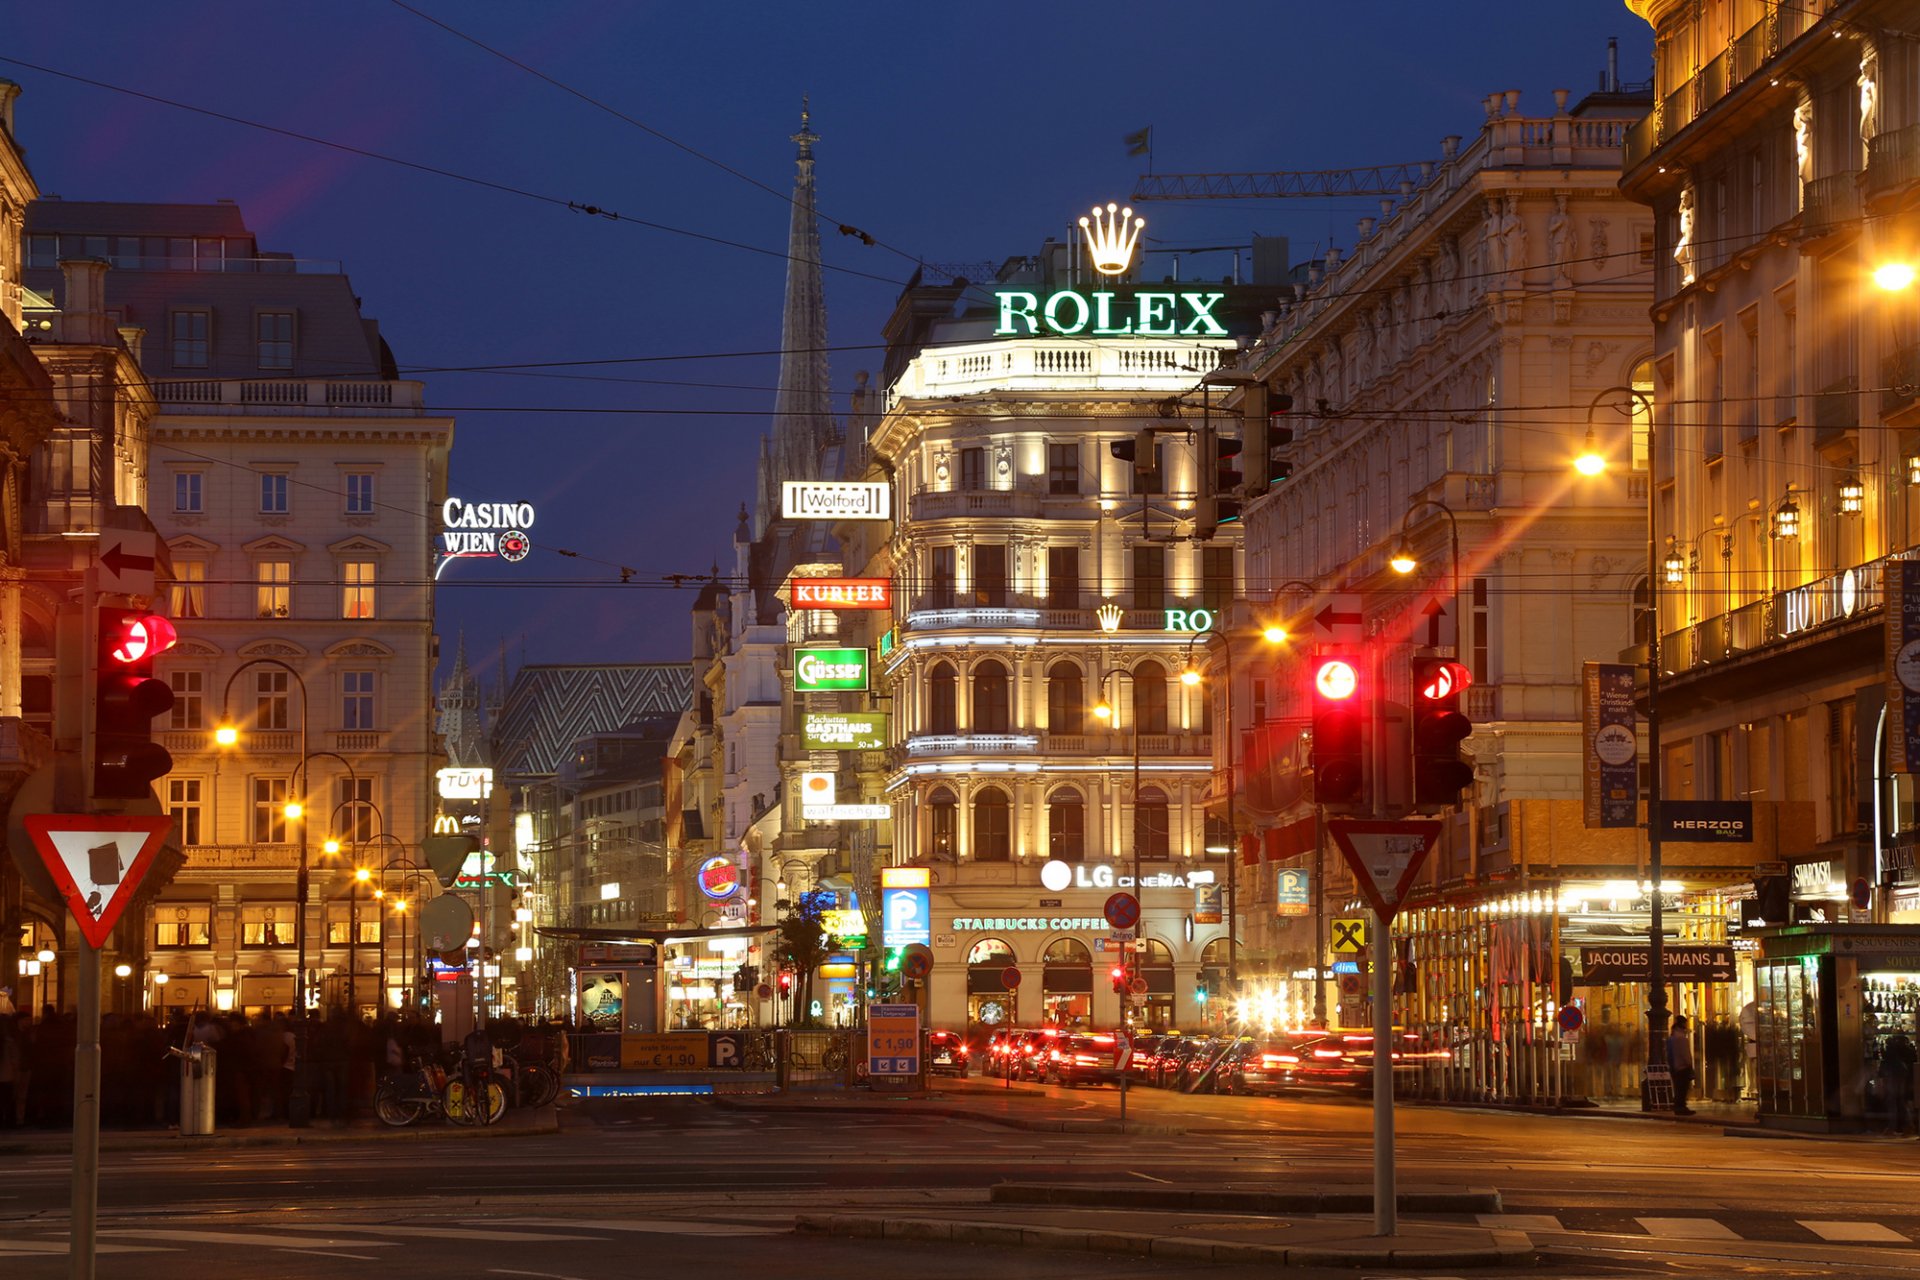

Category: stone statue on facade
[1674, 185, 1698, 286]
[1793, 99, 1813, 186]
[1500, 195, 1529, 279]
[1549, 194, 1576, 288]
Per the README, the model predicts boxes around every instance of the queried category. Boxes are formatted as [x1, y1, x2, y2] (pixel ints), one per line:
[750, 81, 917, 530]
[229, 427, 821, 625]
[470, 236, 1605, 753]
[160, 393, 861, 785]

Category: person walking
[1880, 1022, 1916, 1135]
[1668, 1014, 1697, 1116]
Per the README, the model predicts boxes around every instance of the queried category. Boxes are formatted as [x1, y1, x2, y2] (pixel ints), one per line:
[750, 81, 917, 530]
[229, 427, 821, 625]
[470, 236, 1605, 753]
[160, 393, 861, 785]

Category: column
[0, 568, 22, 718]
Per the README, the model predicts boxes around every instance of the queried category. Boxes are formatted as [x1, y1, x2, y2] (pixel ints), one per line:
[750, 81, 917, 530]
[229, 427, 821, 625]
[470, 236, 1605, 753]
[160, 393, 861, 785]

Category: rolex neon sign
[992, 200, 1228, 339]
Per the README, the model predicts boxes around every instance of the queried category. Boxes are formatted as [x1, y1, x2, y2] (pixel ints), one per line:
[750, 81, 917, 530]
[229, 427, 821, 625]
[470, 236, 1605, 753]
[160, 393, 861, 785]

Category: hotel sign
[794, 647, 869, 692]
[782, 481, 890, 521]
[993, 289, 1228, 339]
[803, 712, 887, 751]
[793, 578, 891, 610]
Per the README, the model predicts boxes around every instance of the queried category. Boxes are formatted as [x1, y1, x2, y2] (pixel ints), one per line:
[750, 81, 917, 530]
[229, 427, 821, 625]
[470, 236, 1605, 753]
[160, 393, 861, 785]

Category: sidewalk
[0, 1103, 558, 1155]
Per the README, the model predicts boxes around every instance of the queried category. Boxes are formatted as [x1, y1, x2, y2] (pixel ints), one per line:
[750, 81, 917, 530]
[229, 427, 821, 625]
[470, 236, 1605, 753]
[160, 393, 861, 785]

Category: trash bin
[180, 1044, 216, 1136]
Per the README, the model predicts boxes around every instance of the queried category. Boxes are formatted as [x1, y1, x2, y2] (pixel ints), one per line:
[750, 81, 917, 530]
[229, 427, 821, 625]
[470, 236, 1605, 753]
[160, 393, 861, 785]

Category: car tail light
[1313, 1048, 1344, 1058]
[1262, 1053, 1298, 1066]
[1049, 1049, 1062, 1061]
[1074, 1054, 1099, 1066]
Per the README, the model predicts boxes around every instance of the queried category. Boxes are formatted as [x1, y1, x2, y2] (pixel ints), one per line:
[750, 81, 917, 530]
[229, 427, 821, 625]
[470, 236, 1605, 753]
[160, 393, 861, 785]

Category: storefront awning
[536, 924, 778, 947]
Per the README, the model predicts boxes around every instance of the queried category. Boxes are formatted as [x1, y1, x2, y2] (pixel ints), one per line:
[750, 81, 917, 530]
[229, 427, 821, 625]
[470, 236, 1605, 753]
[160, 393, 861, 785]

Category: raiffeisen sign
[437, 498, 534, 577]
[993, 289, 1230, 339]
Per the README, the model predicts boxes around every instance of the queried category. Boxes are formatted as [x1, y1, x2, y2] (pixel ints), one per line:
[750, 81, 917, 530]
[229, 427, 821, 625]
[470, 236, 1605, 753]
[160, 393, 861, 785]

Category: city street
[2, 1085, 1917, 1276]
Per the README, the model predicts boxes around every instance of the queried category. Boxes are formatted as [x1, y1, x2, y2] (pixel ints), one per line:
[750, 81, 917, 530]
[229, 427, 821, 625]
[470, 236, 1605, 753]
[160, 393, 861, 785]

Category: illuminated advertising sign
[803, 712, 887, 751]
[881, 867, 930, 888]
[437, 499, 534, 575]
[794, 647, 869, 692]
[782, 481, 890, 521]
[803, 804, 889, 820]
[436, 767, 495, 800]
[1164, 607, 1218, 633]
[697, 856, 742, 900]
[993, 289, 1228, 339]
[792, 577, 892, 609]
[883, 884, 931, 947]
[800, 771, 836, 807]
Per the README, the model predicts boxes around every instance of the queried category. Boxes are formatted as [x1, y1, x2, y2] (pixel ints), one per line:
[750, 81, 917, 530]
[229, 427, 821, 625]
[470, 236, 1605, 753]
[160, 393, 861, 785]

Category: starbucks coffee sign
[993, 289, 1229, 339]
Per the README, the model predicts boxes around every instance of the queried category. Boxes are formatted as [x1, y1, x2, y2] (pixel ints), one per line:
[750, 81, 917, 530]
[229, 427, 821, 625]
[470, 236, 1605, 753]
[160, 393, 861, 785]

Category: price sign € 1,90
[867, 1003, 921, 1078]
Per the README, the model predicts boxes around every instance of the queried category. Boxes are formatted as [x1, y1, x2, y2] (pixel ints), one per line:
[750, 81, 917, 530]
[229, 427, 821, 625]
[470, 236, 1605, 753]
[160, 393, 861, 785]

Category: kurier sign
[794, 647, 869, 692]
[793, 578, 891, 610]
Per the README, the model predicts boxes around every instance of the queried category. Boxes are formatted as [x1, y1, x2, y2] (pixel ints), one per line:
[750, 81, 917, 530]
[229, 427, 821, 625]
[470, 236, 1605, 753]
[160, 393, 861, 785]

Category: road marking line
[276, 1224, 586, 1243]
[1634, 1217, 1742, 1240]
[100, 1229, 401, 1248]
[0, 1241, 173, 1255]
[1127, 1171, 1171, 1183]
[285, 1249, 383, 1261]
[1800, 1220, 1910, 1243]
[479, 1217, 783, 1236]
[1476, 1213, 1563, 1230]
[489, 1270, 592, 1280]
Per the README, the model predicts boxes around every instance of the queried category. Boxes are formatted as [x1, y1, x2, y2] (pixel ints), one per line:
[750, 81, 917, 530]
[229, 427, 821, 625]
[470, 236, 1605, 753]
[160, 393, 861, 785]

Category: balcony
[1867, 124, 1920, 198]
[1883, 343, 1920, 416]
[184, 845, 301, 873]
[906, 733, 1038, 757]
[890, 339, 1228, 402]
[152, 378, 426, 416]
[165, 729, 299, 755]
[1811, 375, 1859, 447]
[332, 731, 387, 753]
[1801, 172, 1863, 239]
[909, 486, 1043, 521]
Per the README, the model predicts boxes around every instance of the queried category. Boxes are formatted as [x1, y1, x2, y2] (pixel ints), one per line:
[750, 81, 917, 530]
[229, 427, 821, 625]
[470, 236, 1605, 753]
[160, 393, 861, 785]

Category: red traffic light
[1416, 660, 1472, 700]
[108, 615, 178, 664]
[1314, 657, 1358, 701]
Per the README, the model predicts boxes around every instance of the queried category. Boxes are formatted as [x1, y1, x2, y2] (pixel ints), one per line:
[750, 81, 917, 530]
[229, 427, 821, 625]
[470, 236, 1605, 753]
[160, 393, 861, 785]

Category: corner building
[844, 235, 1283, 1034]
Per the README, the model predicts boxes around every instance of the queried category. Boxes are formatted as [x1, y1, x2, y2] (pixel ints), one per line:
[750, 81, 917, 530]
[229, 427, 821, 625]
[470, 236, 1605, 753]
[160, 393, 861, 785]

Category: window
[973, 660, 1011, 733]
[972, 544, 1007, 606]
[337, 776, 375, 845]
[325, 905, 381, 946]
[341, 561, 376, 619]
[259, 473, 289, 514]
[1202, 546, 1234, 610]
[170, 559, 206, 619]
[928, 787, 958, 859]
[959, 447, 987, 490]
[166, 778, 203, 846]
[168, 671, 204, 731]
[972, 787, 1011, 861]
[252, 777, 290, 844]
[1047, 545, 1080, 608]
[241, 904, 294, 948]
[1049, 787, 1086, 861]
[1470, 578, 1490, 685]
[174, 471, 203, 513]
[256, 561, 292, 618]
[1047, 442, 1080, 495]
[255, 669, 290, 730]
[1134, 661, 1169, 734]
[26, 233, 56, 268]
[1047, 661, 1084, 732]
[929, 545, 956, 608]
[928, 662, 958, 735]
[256, 311, 294, 370]
[344, 472, 375, 514]
[342, 671, 375, 731]
[1132, 544, 1165, 611]
[1136, 785, 1171, 860]
[169, 310, 209, 369]
[154, 903, 212, 949]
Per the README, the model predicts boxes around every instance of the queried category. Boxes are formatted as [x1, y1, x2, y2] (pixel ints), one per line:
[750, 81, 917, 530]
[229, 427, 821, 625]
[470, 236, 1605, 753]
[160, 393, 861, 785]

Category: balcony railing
[153, 378, 426, 414]
[1811, 375, 1859, 446]
[1867, 123, 1920, 197]
[184, 845, 301, 872]
[909, 487, 1042, 521]
[905, 733, 1038, 756]
[1802, 172, 1863, 236]
[891, 339, 1228, 402]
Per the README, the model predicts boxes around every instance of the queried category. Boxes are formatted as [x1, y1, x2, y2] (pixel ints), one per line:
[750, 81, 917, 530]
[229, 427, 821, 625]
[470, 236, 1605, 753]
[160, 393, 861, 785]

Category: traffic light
[1310, 651, 1367, 809]
[1194, 971, 1211, 1004]
[1110, 964, 1127, 994]
[92, 608, 177, 799]
[777, 970, 794, 995]
[1410, 656, 1474, 809]
[884, 947, 903, 973]
[1266, 394, 1296, 485]
[1109, 428, 1158, 490]
[1194, 424, 1244, 540]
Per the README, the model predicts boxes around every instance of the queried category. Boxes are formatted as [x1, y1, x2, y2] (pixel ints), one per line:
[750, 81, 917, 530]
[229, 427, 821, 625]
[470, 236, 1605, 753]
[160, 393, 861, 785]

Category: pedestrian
[1668, 1014, 1697, 1116]
[0, 1014, 20, 1128]
[1879, 1022, 1916, 1135]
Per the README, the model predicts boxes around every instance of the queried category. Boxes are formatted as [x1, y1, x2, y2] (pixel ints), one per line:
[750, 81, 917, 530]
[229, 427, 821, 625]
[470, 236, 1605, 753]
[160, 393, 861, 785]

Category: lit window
[256, 561, 292, 618]
[169, 559, 206, 619]
[341, 562, 376, 619]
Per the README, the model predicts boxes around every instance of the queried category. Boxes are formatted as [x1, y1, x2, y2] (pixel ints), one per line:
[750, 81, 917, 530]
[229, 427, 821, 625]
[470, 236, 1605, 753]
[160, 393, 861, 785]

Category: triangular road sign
[24, 814, 172, 949]
[1327, 819, 1441, 925]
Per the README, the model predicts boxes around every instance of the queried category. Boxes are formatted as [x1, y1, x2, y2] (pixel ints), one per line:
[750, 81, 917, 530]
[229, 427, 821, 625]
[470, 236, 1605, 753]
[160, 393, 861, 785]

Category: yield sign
[1327, 818, 1441, 925]
[24, 814, 171, 949]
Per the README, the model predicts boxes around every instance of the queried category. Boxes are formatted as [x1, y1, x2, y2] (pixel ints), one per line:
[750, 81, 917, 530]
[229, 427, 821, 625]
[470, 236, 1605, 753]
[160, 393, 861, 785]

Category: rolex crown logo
[1079, 202, 1145, 276]
[1096, 601, 1125, 633]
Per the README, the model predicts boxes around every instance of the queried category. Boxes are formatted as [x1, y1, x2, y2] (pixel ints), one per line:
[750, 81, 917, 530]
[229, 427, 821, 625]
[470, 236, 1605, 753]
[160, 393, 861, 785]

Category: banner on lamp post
[1889, 561, 1920, 772]
[1582, 662, 1639, 828]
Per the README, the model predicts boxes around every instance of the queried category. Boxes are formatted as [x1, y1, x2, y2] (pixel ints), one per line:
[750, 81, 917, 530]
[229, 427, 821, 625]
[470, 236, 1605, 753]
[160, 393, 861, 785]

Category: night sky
[12, 2, 1652, 688]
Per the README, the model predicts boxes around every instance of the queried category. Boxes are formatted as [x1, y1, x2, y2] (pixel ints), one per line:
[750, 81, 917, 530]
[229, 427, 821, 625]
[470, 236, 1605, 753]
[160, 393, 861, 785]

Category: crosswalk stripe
[1475, 1212, 1563, 1230]
[1799, 1220, 1910, 1243]
[1633, 1217, 1743, 1240]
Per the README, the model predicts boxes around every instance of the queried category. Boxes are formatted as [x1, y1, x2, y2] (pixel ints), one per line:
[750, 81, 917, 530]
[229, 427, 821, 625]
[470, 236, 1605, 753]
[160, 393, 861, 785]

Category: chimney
[118, 324, 146, 370]
[1608, 37, 1620, 93]
[58, 258, 114, 347]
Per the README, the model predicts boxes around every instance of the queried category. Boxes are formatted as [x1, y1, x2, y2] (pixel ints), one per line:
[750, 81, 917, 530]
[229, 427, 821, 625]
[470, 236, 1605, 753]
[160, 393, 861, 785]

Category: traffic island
[795, 1210, 1535, 1269]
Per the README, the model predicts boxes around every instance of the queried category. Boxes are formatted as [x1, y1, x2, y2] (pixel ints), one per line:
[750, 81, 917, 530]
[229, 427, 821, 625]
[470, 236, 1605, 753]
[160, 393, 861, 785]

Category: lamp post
[363, 836, 411, 1009]
[1388, 499, 1462, 629]
[1093, 665, 1143, 1131]
[1578, 385, 1666, 1111]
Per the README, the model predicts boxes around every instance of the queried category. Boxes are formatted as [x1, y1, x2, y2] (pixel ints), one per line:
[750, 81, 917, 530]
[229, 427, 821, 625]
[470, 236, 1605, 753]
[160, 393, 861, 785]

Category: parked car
[1013, 1028, 1062, 1080]
[1179, 1035, 1255, 1094]
[929, 1030, 971, 1077]
[1123, 1034, 1167, 1084]
[1290, 1030, 1438, 1093]
[984, 1029, 1021, 1078]
[1046, 1032, 1124, 1087]
[1218, 1034, 1321, 1096]
[1152, 1036, 1207, 1089]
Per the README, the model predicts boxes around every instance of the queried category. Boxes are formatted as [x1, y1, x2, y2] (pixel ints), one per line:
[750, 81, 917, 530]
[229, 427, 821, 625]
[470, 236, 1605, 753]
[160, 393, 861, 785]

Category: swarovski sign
[993, 290, 1228, 339]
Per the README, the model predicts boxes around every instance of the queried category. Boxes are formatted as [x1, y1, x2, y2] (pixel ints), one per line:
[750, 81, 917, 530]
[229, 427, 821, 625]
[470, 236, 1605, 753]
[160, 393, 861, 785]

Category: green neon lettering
[1043, 290, 1090, 335]
[1091, 292, 1133, 335]
[1136, 293, 1176, 335]
[997, 291, 1040, 336]
[1180, 292, 1228, 336]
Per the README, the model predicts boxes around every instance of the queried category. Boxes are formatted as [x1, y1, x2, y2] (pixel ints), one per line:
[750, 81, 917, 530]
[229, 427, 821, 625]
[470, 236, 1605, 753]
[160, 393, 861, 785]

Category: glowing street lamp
[1388, 541, 1418, 575]
[1574, 428, 1607, 476]
[213, 724, 239, 747]
[1875, 260, 1917, 292]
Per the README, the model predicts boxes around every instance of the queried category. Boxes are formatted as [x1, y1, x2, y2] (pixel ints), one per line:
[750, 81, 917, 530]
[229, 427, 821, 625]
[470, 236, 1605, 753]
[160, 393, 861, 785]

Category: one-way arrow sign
[1311, 593, 1364, 644]
[1415, 596, 1457, 651]
[1328, 818, 1441, 925]
[24, 813, 172, 948]
[97, 529, 158, 597]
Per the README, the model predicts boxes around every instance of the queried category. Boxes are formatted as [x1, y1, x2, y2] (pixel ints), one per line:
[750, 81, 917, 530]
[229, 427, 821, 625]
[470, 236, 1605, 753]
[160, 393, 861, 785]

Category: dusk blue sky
[12, 2, 1653, 688]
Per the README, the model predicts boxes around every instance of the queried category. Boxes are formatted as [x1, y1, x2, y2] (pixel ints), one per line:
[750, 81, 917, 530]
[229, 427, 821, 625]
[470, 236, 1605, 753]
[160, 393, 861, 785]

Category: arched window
[1046, 661, 1084, 733]
[1043, 937, 1092, 966]
[1134, 660, 1168, 734]
[1136, 785, 1170, 860]
[1048, 786, 1086, 862]
[1141, 938, 1174, 968]
[973, 786, 1011, 861]
[928, 662, 957, 735]
[1200, 937, 1237, 970]
[973, 659, 1010, 734]
[968, 937, 1016, 966]
[928, 786, 958, 860]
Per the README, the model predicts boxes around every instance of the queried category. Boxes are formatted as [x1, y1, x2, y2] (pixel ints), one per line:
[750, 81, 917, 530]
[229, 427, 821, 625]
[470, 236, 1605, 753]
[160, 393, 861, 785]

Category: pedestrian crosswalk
[1476, 1210, 1916, 1244]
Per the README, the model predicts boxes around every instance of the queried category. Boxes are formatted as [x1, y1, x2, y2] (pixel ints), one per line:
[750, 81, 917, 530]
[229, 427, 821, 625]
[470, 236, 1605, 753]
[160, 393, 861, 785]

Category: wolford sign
[993, 289, 1229, 339]
[439, 499, 534, 568]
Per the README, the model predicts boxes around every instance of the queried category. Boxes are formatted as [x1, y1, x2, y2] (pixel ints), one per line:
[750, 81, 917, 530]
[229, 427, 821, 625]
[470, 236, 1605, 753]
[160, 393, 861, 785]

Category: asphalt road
[0, 1085, 1915, 1277]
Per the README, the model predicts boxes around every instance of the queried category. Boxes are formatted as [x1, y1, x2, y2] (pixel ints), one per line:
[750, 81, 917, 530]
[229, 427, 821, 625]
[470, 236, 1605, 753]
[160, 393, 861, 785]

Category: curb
[0, 1107, 560, 1155]
[712, 1095, 1185, 1135]
[795, 1212, 1535, 1269]
[993, 1182, 1503, 1214]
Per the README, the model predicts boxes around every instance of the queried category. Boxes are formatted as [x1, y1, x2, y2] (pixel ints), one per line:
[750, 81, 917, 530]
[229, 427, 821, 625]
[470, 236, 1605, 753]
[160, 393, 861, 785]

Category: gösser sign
[439, 499, 534, 566]
[782, 481, 890, 521]
[794, 647, 870, 692]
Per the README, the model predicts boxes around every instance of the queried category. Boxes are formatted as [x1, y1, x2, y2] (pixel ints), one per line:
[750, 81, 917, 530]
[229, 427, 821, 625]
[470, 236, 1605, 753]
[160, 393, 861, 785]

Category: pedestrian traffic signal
[778, 970, 794, 994]
[1110, 964, 1127, 994]
[92, 608, 177, 799]
[1410, 656, 1474, 808]
[1194, 424, 1243, 540]
[1311, 652, 1367, 809]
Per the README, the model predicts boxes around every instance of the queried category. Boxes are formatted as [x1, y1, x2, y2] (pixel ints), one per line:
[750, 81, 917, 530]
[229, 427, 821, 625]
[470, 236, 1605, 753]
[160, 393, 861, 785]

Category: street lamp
[1581, 384, 1663, 1111]
[1388, 500, 1462, 612]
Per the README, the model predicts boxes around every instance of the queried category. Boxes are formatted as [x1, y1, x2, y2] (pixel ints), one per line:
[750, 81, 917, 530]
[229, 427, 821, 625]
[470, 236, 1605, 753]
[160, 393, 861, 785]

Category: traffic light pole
[1369, 642, 1396, 1237]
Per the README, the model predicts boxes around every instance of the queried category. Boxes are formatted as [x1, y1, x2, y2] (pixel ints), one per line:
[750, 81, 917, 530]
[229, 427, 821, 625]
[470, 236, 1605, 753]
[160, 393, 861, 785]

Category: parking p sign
[867, 1003, 921, 1079]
